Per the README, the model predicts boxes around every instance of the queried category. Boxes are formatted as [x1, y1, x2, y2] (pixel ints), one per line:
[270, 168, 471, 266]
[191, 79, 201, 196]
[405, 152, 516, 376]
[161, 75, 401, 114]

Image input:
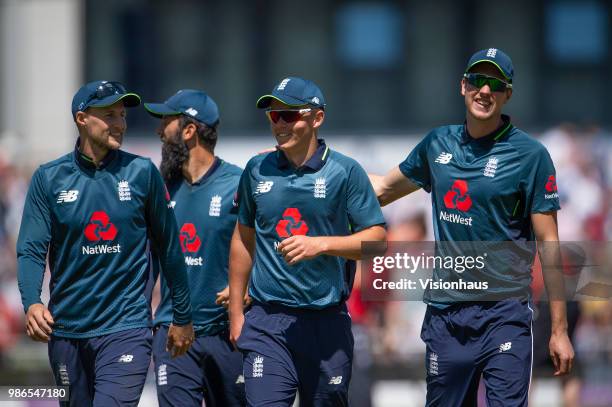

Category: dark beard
[160, 138, 189, 184]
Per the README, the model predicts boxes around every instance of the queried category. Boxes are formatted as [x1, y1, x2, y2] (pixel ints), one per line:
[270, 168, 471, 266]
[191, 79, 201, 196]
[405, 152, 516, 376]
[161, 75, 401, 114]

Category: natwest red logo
[443, 180, 472, 212]
[82, 211, 121, 255]
[179, 223, 201, 253]
[545, 175, 557, 192]
[276, 208, 309, 238]
[84, 211, 118, 241]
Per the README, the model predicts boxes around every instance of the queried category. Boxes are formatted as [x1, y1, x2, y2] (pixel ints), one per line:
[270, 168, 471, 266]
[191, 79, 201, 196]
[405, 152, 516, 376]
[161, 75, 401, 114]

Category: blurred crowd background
[0, 0, 610, 406]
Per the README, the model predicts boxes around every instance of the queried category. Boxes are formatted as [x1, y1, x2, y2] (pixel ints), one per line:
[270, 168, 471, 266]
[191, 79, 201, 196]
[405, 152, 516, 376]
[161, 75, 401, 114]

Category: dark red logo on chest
[179, 223, 201, 253]
[443, 180, 473, 212]
[276, 208, 309, 238]
[84, 211, 118, 241]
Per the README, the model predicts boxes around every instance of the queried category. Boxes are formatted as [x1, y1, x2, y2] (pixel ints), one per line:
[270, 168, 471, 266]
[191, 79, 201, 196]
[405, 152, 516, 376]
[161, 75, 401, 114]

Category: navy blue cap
[71, 80, 140, 119]
[465, 48, 514, 82]
[144, 89, 219, 127]
[256, 77, 325, 109]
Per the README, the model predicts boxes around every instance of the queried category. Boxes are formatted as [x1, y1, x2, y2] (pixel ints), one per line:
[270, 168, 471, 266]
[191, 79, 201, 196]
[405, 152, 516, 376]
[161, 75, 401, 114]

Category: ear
[505, 88, 513, 102]
[182, 123, 197, 142]
[312, 109, 325, 129]
[460, 78, 467, 97]
[75, 111, 88, 127]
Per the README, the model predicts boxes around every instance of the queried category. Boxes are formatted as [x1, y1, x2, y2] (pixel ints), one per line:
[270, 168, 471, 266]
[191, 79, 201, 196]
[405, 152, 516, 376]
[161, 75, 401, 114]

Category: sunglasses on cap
[85, 81, 128, 105]
[463, 73, 512, 92]
[265, 108, 312, 124]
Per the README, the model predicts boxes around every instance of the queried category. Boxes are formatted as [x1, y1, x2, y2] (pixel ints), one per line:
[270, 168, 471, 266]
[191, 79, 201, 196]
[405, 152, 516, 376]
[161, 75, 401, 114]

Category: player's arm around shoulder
[369, 166, 420, 207]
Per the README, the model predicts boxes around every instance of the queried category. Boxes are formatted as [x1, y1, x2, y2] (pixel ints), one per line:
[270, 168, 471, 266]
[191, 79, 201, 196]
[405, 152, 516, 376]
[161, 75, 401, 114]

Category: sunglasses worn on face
[265, 108, 312, 123]
[464, 73, 512, 92]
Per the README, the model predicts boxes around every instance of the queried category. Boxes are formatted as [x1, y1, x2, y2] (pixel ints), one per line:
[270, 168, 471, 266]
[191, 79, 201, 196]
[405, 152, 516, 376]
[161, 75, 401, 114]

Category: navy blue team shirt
[17, 142, 192, 338]
[237, 139, 385, 308]
[154, 158, 241, 336]
[399, 115, 561, 302]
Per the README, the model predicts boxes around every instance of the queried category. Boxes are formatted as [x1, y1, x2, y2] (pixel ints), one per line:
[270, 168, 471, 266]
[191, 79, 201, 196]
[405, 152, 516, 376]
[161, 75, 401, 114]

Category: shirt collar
[462, 114, 513, 145]
[73, 137, 118, 170]
[191, 157, 221, 185]
[277, 139, 329, 171]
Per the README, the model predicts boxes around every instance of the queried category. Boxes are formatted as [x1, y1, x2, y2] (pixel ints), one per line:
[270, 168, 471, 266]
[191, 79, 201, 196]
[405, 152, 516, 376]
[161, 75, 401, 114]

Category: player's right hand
[25, 303, 54, 342]
[229, 311, 244, 350]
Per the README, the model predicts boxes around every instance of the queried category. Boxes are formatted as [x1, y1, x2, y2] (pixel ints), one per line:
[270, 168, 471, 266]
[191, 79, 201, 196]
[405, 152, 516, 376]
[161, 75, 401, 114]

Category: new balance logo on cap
[57, 190, 79, 203]
[486, 48, 498, 57]
[185, 107, 198, 116]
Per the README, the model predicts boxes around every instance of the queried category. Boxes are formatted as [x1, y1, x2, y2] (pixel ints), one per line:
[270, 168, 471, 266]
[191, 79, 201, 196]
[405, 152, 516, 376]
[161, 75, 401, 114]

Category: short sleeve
[398, 133, 432, 192]
[237, 161, 256, 227]
[346, 162, 386, 232]
[522, 146, 561, 215]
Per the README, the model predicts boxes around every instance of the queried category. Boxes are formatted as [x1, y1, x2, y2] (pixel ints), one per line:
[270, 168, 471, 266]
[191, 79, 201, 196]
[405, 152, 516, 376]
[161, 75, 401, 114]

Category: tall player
[229, 76, 386, 406]
[370, 49, 574, 406]
[17, 80, 194, 407]
[145, 89, 246, 406]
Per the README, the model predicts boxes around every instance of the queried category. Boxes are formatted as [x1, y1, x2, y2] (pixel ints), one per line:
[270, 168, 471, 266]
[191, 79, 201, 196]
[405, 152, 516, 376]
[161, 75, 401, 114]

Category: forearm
[17, 257, 46, 313]
[229, 225, 254, 317]
[319, 225, 386, 260]
[369, 168, 420, 207]
[538, 239, 568, 336]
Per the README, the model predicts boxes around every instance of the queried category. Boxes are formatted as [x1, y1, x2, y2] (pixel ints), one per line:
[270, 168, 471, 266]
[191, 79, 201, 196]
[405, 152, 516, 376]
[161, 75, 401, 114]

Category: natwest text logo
[276, 208, 308, 238]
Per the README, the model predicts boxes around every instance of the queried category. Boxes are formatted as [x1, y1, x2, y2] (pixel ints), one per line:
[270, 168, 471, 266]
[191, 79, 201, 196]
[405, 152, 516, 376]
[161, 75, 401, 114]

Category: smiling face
[78, 102, 127, 151]
[267, 99, 324, 155]
[461, 62, 512, 123]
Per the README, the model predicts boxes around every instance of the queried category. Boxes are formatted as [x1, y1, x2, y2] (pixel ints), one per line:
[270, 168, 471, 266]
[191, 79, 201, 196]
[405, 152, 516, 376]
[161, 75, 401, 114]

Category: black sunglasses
[464, 73, 512, 92]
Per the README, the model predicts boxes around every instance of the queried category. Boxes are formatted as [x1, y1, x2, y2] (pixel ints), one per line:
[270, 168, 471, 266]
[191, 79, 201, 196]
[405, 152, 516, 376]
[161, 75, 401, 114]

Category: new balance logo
[277, 78, 291, 90]
[185, 107, 198, 116]
[236, 375, 245, 384]
[311, 96, 320, 104]
[118, 354, 133, 363]
[255, 181, 273, 194]
[486, 48, 498, 58]
[57, 190, 79, 203]
[499, 342, 512, 352]
[429, 352, 439, 376]
[209, 195, 222, 217]
[329, 376, 343, 385]
[253, 355, 264, 378]
[434, 152, 452, 164]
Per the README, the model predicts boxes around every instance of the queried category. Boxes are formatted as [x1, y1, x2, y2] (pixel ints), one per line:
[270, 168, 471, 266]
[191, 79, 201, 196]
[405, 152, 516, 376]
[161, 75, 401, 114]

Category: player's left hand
[166, 322, 194, 358]
[277, 235, 325, 265]
[549, 331, 574, 376]
[216, 286, 252, 309]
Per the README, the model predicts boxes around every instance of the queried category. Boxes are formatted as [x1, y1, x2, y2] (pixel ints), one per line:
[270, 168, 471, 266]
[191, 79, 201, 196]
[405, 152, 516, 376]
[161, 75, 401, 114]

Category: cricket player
[17, 80, 194, 407]
[145, 89, 246, 406]
[228, 76, 386, 406]
[370, 49, 574, 406]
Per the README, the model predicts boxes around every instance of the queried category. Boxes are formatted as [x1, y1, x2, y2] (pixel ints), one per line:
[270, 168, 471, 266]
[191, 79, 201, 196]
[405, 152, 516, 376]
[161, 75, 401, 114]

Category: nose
[478, 84, 492, 95]
[156, 123, 165, 140]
